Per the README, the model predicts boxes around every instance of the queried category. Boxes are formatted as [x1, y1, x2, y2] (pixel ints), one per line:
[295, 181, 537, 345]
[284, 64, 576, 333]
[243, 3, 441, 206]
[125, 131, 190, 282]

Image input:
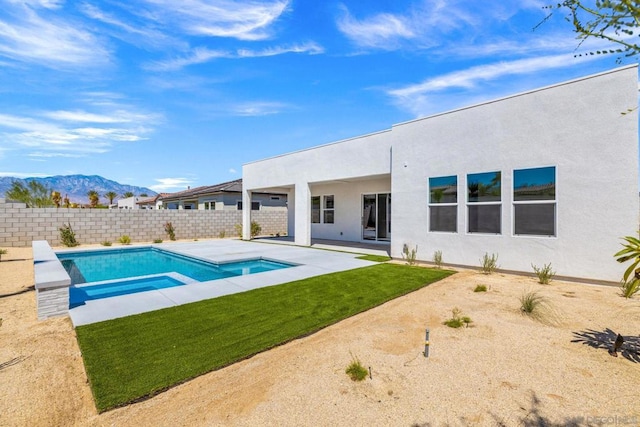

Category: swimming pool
[58, 247, 294, 306]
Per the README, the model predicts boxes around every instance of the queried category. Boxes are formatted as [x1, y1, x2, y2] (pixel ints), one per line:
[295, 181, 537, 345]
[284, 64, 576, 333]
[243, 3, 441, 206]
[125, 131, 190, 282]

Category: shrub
[619, 279, 640, 298]
[234, 221, 263, 238]
[402, 244, 418, 266]
[218, 230, 226, 239]
[532, 262, 555, 284]
[251, 221, 262, 238]
[101, 241, 112, 247]
[345, 355, 368, 381]
[473, 284, 487, 292]
[59, 222, 79, 247]
[480, 252, 499, 274]
[153, 238, 163, 244]
[164, 222, 176, 241]
[433, 250, 443, 268]
[443, 307, 473, 328]
[118, 235, 131, 245]
[0, 248, 7, 262]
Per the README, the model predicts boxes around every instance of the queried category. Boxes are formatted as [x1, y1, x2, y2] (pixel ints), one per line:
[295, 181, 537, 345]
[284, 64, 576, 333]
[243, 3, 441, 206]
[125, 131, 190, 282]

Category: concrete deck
[68, 239, 380, 326]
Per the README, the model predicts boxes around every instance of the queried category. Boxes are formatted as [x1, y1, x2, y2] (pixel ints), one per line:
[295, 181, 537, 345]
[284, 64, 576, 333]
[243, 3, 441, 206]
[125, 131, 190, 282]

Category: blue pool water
[58, 247, 294, 306]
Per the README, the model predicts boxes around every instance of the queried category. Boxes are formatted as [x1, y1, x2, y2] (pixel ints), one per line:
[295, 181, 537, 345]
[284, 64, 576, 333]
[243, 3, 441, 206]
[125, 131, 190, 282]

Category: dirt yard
[1, 246, 639, 427]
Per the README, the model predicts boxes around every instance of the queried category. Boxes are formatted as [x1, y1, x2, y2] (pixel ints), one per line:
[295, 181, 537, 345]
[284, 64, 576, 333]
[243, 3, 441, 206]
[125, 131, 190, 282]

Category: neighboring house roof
[160, 179, 243, 202]
[137, 193, 169, 205]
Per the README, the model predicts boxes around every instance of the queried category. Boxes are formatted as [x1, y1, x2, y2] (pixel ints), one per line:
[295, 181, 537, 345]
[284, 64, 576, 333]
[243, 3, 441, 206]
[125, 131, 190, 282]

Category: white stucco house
[242, 65, 639, 283]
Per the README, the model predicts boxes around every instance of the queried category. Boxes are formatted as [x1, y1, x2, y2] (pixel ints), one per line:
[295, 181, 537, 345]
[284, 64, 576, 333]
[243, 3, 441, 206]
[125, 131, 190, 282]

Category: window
[513, 166, 556, 236]
[237, 201, 260, 210]
[204, 201, 216, 210]
[270, 196, 280, 200]
[467, 171, 501, 234]
[311, 195, 334, 224]
[311, 196, 320, 223]
[429, 175, 457, 232]
[323, 195, 334, 224]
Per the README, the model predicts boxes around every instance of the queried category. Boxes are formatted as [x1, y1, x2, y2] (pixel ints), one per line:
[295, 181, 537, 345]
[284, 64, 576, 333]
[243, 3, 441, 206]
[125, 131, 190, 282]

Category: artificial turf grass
[356, 254, 392, 262]
[75, 263, 454, 412]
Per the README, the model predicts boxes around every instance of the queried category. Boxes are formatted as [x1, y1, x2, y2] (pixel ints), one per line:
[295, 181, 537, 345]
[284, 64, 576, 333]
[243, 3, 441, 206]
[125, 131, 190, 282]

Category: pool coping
[53, 240, 377, 326]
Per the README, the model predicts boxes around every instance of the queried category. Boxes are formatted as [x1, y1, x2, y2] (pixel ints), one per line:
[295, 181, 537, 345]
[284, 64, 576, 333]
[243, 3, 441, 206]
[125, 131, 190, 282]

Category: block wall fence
[0, 198, 288, 247]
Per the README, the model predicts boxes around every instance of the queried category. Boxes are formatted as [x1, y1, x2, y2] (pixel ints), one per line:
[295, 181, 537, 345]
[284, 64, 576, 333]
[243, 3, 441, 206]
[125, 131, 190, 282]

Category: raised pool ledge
[33, 240, 71, 320]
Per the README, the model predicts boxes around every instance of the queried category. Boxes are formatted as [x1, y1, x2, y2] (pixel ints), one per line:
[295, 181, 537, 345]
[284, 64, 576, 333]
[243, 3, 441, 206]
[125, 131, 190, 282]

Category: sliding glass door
[362, 193, 391, 241]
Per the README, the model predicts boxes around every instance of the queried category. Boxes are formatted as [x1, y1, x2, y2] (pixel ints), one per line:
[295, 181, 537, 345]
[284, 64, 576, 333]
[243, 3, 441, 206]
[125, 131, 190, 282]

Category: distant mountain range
[0, 175, 157, 204]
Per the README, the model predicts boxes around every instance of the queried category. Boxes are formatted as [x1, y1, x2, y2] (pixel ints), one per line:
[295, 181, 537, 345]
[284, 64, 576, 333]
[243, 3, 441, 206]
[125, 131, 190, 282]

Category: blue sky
[0, 0, 635, 193]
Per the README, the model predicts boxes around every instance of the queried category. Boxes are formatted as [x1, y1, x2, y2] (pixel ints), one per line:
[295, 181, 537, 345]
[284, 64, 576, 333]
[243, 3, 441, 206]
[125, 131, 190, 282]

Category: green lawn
[75, 263, 454, 412]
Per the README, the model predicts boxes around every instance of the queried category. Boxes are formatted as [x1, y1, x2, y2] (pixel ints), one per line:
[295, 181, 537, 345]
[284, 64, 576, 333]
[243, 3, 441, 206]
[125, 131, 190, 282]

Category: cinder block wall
[0, 199, 288, 247]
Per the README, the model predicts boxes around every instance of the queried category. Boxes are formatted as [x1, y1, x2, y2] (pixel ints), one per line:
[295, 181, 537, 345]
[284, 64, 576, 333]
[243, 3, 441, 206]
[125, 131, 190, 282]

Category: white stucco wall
[390, 66, 638, 282]
[243, 130, 393, 243]
[243, 65, 639, 282]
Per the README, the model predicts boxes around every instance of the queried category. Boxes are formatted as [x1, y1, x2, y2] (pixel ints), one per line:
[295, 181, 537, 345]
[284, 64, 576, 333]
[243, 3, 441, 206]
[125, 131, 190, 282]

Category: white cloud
[336, 1, 546, 52]
[229, 101, 289, 116]
[336, 5, 414, 50]
[0, 171, 49, 177]
[0, 4, 110, 68]
[149, 177, 195, 192]
[387, 54, 601, 116]
[229, 168, 237, 174]
[137, 0, 290, 41]
[0, 97, 160, 158]
[147, 42, 323, 71]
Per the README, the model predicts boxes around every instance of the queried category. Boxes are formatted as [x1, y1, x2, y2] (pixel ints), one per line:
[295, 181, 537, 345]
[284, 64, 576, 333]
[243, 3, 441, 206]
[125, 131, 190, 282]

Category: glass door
[362, 194, 377, 240]
[362, 193, 391, 241]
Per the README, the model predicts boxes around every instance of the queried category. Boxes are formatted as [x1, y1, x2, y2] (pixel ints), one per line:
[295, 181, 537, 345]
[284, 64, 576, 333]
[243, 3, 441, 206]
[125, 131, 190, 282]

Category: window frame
[428, 175, 458, 233]
[466, 171, 502, 235]
[512, 166, 557, 237]
[323, 195, 335, 224]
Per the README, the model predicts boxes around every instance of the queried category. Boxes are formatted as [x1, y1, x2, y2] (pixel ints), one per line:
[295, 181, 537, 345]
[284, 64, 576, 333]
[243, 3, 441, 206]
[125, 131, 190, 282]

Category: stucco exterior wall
[310, 178, 390, 242]
[242, 65, 639, 282]
[0, 198, 288, 247]
[391, 66, 638, 282]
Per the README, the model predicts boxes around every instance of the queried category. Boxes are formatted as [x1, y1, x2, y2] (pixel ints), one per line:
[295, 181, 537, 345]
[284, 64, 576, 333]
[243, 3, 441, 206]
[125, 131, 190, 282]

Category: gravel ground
[1, 246, 639, 427]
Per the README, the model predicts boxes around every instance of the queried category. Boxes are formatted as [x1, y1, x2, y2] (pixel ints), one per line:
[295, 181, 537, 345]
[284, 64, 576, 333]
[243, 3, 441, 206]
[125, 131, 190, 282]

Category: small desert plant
[520, 290, 547, 317]
[118, 235, 131, 245]
[443, 307, 473, 328]
[473, 284, 487, 292]
[101, 241, 112, 247]
[234, 221, 263, 238]
[480, 252, 499, 274]
[345, 355, 368, 382]
[0, 248, 7, 262]
[619, 279, 640, 298]
[153, 238, 163, 244]
[218, 230, 226, 239]
[402, 244, 418, 266]
[433, 250, 443, 268]
[251, 221, 262, 237]
[59, 222, 79, 247]
[164, 222, 176, 241]
[532, 262, 555, 284]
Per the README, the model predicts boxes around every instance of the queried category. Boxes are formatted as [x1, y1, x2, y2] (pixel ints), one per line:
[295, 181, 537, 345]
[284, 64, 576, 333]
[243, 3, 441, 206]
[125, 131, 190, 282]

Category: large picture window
[429, 175, 457, 232]
[513, 166, 556, 236]
[467, 171, 501, 234]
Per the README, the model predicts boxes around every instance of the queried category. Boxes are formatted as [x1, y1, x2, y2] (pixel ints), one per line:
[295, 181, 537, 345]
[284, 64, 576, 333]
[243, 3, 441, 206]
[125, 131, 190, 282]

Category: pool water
[58, 247, 294, 306]
[69, 276, 184, 308]
[58, 247, 292, 284]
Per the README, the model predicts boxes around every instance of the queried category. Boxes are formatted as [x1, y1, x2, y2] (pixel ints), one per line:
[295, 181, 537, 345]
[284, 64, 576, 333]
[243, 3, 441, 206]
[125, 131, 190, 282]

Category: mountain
[0, 175, 157, 204]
